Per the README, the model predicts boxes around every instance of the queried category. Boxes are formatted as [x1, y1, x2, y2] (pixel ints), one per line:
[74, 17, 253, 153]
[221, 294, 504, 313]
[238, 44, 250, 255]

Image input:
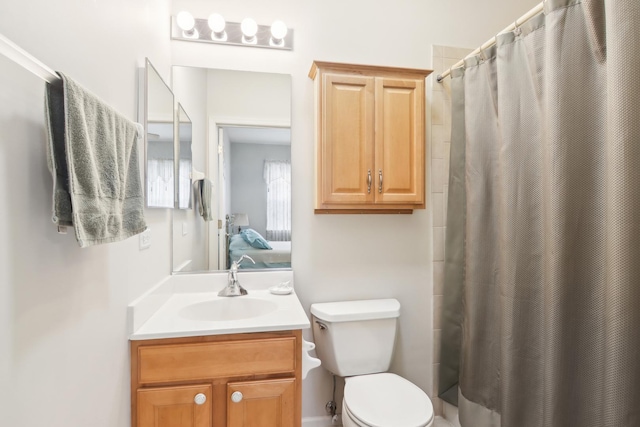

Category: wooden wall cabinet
[131, 330, 302, 427]
[309, 61, 432, 213]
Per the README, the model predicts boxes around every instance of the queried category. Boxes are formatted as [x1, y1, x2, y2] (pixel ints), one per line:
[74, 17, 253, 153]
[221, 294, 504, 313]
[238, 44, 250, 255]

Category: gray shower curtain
[439, 0, 640, 426]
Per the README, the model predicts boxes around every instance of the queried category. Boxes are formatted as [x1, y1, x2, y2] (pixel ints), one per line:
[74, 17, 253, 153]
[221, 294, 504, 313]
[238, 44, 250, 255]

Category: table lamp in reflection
[233, 213, 249, 233]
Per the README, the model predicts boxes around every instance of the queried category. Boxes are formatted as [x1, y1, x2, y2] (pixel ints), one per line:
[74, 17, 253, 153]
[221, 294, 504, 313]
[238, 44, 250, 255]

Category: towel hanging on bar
[45, 72, 147, 247]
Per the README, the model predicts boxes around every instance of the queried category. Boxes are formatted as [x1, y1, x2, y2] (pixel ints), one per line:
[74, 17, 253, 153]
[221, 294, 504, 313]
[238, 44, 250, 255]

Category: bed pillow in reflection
[240, 228, 273, 250]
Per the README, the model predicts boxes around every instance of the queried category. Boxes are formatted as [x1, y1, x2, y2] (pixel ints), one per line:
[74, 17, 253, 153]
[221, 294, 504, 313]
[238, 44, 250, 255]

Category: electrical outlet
[139, 228, 151, 250]
[182, 222, 188, 236]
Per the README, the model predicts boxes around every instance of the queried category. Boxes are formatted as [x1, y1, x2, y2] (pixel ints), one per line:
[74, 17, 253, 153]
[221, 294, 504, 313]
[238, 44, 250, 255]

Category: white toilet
[311, 299, 434, 427]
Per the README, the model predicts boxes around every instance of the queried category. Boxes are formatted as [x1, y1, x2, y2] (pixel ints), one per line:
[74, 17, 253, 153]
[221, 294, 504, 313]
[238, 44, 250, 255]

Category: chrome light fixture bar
[171, 14, 293, 51]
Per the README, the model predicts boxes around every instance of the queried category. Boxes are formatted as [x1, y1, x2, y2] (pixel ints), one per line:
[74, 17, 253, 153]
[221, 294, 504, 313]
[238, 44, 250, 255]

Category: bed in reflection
[229, 231, 291, 269]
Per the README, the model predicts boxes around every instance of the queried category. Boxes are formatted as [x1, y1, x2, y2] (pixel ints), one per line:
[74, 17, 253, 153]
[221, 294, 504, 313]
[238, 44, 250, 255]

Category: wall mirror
[171, 67, 291, 273]
[143, 58, 175, 208]
[177, 104, 193, 209]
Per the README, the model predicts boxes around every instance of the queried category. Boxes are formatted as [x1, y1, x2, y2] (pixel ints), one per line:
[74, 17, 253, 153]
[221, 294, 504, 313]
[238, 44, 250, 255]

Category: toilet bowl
[342, 373, 434, 427]
[310, 299, 434, 427]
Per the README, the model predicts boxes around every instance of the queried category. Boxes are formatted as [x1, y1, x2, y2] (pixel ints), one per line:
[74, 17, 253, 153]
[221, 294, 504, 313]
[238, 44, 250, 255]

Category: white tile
[432, 124, 446, 159]
[443, 56, 462, 71]
[444, 185, 449, 218]
[444, 143, 451, 185]
[444, 46, 473, 60]
[443, 122, 451, 143]
[432, 57, 444, 75]
[444, 99, 452, 129]
[432, 192, 444, 227]
[433, 362, 440, 395]
[433, 227, 445, 261]
[432, 158, 445, 193]
[433, 328, 442, 363]
[433, 398, 444, 417]
[433, 261, 444, 295]
[434, 296, 443, 329]
[433, 45, 444, 57]
[431, 90, 445, 126]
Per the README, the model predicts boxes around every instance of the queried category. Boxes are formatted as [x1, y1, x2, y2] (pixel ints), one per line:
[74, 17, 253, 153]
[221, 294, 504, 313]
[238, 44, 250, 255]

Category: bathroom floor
[325, 416, 453, 427]
[435, 416, 454, 427]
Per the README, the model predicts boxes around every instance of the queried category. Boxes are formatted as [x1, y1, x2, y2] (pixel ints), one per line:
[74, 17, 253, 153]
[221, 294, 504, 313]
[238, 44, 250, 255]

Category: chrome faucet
[219, 255, 255, 297]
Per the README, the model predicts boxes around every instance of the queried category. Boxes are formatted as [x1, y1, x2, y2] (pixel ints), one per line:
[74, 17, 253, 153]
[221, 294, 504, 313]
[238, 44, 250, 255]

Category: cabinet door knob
[231, 391, 243, 403]
[194, 393, 207, 405]
[367, 169, 372, 194]
[378, 169, 383, 193]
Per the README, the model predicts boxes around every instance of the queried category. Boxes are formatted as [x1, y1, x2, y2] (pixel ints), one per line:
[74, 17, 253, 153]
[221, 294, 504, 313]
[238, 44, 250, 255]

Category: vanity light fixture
[176, 11, 199, 39]
[171, 13, 293, 50]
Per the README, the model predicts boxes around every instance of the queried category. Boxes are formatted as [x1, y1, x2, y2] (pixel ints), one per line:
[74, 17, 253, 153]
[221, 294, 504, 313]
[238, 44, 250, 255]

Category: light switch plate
[182, 222, 188, 236]
[139, 228, 151, 250]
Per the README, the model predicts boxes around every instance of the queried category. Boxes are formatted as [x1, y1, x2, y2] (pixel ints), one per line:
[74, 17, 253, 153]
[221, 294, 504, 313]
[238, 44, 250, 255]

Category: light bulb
[176, 11, 195, 31]
[270, 20, 288, 41]
[208, 13, 226, 34]
[241, 17, 258, 41]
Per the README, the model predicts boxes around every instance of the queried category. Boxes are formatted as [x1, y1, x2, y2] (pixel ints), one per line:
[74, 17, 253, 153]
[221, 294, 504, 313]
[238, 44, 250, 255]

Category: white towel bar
[0, 32, 59, 83]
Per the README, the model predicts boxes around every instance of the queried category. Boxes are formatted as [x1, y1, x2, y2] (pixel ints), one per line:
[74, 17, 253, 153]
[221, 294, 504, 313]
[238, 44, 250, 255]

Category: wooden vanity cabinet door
[227, 378, 296, 427]
[137, 384, 212, 427]
[319, 73, 375, 206]
[374, 77, 425, 205]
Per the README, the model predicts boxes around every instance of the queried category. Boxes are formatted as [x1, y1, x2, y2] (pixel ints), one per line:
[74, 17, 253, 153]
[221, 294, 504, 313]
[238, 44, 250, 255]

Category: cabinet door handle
[367, 169, 372, 194]
[378, 170, 383, 193]
[194, 393, 207, 405]
[231, 391, 243, 403]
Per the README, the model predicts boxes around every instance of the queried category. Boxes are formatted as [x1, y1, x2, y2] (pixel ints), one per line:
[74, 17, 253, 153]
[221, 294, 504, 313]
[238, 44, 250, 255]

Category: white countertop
[128, 271, 310, 341]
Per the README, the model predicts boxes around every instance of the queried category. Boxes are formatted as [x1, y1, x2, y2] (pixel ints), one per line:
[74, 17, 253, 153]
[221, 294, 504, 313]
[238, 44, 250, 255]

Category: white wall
[0, 1, 172, 426]
[172, 0, 538, 420]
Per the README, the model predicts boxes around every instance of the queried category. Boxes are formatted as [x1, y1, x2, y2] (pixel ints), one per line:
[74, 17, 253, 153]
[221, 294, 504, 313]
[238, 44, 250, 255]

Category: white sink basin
[179, 297, 279, 322]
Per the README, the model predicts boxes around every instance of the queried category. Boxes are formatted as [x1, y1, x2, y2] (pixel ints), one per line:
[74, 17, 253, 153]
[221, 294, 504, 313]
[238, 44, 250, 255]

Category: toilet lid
[344, 373, 433, 427]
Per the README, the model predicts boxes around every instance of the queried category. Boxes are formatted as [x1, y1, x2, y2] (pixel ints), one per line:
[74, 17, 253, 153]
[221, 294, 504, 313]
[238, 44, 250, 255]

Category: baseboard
[302, 415, 339, 427]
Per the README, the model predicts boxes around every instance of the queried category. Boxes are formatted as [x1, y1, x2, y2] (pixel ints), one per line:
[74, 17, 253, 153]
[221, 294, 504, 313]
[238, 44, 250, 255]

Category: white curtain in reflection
[264, 160, 291, 241]
[147, 159, 174, 208]
[179, 159, 192, 209]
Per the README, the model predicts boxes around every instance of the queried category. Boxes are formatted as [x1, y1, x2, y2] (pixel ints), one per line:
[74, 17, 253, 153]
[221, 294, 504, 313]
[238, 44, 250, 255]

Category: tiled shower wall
[430, 45, 471, 417]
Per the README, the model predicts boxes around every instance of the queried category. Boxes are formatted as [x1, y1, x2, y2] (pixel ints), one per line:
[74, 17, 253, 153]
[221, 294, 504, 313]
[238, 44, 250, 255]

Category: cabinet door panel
[375, 78, 424, 204]
[227, 378, 296, 427]
[321, 74, 375, 204]
[138, 384, 212, 427]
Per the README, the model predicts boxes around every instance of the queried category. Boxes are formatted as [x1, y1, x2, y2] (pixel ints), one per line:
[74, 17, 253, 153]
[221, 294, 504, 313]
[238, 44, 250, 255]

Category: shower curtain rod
[0, 32, 60, 84]
[436, 1, 545, 82]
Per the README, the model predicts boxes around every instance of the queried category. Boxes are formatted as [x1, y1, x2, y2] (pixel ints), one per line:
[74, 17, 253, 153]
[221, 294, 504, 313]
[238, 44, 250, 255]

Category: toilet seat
[343, 373, 434, 427]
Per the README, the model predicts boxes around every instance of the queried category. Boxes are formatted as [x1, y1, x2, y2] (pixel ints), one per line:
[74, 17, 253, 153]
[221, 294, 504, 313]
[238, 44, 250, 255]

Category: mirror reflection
[144, 59, 175, 208]
[177, 104, 193, 209]
[171, 67, 291, 273]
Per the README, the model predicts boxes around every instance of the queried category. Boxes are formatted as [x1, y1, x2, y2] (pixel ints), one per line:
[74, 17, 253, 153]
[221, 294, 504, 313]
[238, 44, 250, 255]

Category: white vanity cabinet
[131, 330, 302, 427]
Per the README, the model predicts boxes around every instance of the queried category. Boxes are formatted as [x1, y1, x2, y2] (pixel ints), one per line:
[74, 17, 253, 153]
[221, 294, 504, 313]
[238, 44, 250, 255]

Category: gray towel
[45, 72, 147, 247]
[194, 178, 214, 222]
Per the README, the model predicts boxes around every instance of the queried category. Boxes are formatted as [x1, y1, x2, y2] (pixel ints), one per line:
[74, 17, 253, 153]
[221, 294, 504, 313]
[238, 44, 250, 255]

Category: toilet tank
[310, 299, 400, 377]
